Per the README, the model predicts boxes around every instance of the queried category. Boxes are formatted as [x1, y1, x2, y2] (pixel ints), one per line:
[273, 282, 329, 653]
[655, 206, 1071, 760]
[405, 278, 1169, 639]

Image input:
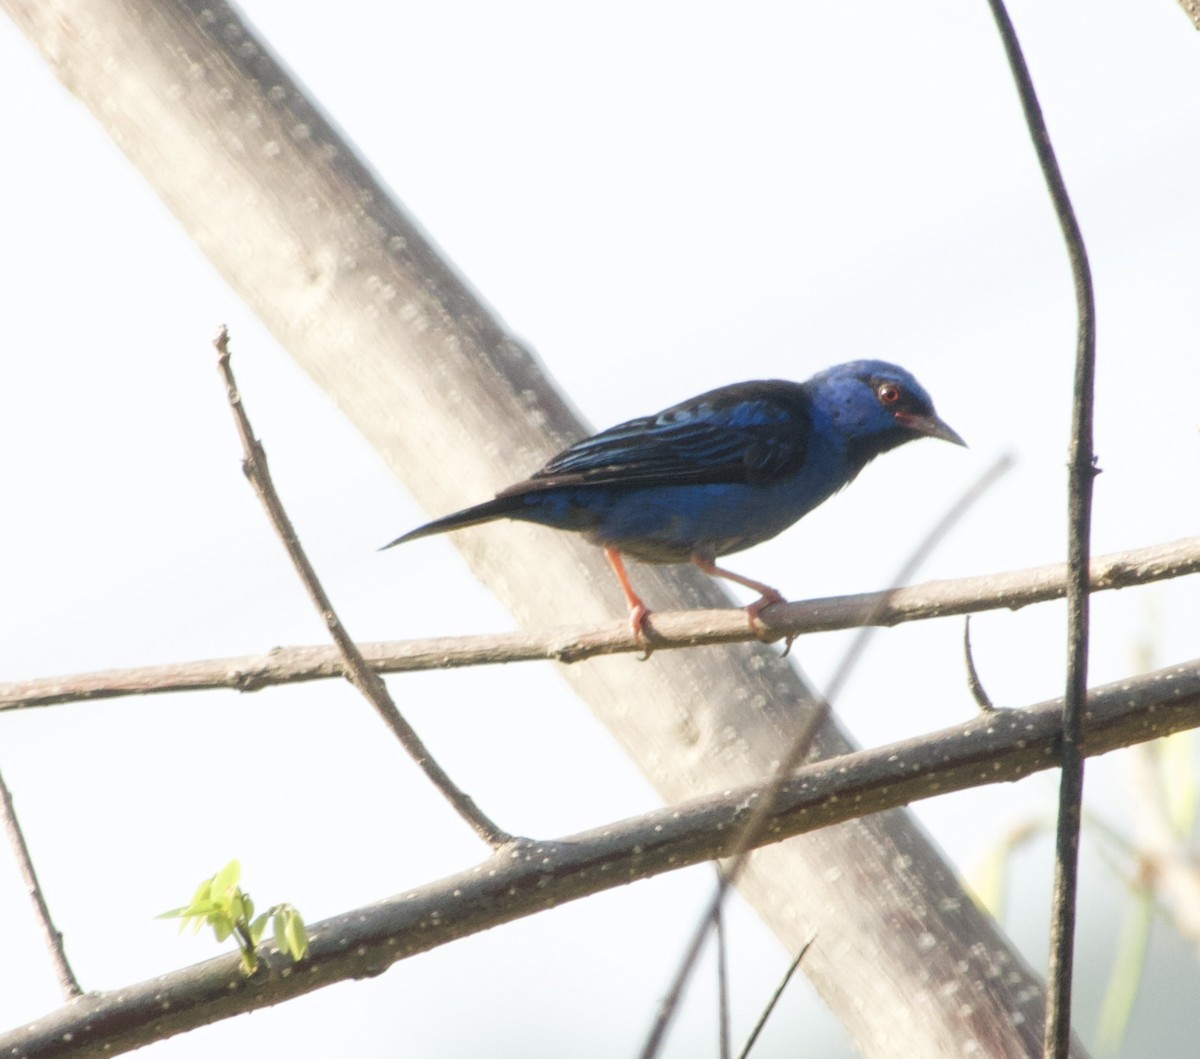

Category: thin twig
[212, 327, 511, 848]
[963, 616, 997, 713]
[4, 534, 1195, 714]
[983, 4, 1098, 1056]
[0, 766, 82, 998]
[714, 867, 731, 1059]
[640, 453, 1013, 1058]
[736, 937, 812, 1059]
[7, 656, 1198, 1059]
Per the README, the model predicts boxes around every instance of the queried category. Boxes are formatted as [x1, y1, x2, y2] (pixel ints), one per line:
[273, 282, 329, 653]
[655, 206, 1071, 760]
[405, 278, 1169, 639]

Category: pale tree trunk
[3, 2, 1089, 1055]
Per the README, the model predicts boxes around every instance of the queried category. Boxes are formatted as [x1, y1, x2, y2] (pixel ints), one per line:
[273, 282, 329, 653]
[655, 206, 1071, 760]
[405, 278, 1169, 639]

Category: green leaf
[283, 909, 309, 961]
[212, 913, 235, 943]
[212, 859, 241, 898]
[273, 909, 288, 956]
[249, 912, 270, 947]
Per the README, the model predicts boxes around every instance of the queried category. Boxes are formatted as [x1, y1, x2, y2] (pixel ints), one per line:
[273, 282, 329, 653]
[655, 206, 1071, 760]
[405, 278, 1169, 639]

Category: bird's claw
[745, 591, 796, 656]
[629, 602, 655, 660]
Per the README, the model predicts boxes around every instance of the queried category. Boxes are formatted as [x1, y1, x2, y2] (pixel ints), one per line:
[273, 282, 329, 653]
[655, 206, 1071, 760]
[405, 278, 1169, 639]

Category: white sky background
[0, 2, 1198, 1056]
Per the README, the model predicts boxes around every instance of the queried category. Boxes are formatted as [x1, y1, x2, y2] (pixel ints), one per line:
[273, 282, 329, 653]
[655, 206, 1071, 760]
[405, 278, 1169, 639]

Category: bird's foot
[628, 601, 655, 660]
[745, 589, 795, 656]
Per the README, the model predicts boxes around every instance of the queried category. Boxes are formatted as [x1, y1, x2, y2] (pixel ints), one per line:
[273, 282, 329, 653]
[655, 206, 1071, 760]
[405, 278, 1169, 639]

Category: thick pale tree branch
[3, 657, 1198, 1059]
[1, 536, 1195, 713]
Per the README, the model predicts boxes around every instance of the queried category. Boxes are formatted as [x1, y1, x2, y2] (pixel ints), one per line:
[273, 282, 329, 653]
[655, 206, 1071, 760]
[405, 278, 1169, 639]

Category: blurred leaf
[967, 816, 1049, 920]
[156, 906, 190, 921]
[1160, 731, 1197, 838]
[969, 841, 1008, 918]
[273, 909, 288, 956]
[249, 912, 270, 948]
[212, 859, 241, 898]
[1095, 886, 1154, 1055]
[212, 913, 234, 943]
[281, 908, 309, 961]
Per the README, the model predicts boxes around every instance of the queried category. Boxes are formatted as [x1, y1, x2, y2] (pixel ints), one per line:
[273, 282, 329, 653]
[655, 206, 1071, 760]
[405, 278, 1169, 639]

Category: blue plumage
[386, 360, 963, 640]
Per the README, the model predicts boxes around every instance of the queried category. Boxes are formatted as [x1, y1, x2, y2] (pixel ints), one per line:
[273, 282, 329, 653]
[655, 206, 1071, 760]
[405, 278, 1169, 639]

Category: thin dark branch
[0, 766, 82, 998]
[736, 937, 812, 1059]
[5, 656, 1197, 1059]
[640, 453, 1012, 1058]
[212, 327, 511, 848]
[3, 534, 1194, 714]
[983, 4, 1098, 1056]
[963, 616, 997, 713]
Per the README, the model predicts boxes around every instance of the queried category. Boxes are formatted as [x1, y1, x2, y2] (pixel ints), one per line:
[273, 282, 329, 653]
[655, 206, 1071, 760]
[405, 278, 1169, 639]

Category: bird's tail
[380, 495, 527, 550]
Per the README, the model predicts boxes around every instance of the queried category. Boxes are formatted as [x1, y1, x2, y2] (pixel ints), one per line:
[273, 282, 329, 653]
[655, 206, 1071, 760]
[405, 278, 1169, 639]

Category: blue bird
[385, 360, 964, 643]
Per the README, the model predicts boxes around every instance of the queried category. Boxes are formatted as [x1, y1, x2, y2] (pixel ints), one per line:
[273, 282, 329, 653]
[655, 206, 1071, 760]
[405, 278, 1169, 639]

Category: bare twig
[0, 766, 82, 998]
[983, 4, 1098, 1056]
[964, 616, 997, 713]
[213, 327, 510, 848]
[2, 535, 1195, 714]
[640, 454, 1012, 1058]
[4, 656, 1198, 1059]
[714, 868, 731, 1059]
[736, 937, 812, 1059]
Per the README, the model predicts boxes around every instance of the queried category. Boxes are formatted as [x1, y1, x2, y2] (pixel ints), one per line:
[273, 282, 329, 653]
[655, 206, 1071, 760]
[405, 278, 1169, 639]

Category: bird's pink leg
[690, 554, 794, 652]
[604, 547, 654, 655]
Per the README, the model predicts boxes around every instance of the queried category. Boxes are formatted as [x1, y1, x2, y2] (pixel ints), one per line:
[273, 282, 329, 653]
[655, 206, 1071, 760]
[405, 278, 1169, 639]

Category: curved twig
[214, 328, 510, 848]
[0, 767, 82, 998]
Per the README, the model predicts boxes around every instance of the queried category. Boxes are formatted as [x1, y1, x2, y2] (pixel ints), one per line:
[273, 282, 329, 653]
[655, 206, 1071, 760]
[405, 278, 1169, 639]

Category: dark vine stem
[982, 3, 1097, 1056]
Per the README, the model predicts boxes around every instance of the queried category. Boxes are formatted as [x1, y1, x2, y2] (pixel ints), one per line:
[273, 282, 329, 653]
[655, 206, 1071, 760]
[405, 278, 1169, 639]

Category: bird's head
[811, 360, 965, 464]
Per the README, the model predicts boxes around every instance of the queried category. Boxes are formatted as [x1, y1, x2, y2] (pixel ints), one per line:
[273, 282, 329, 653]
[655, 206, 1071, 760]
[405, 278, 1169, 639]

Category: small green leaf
[249, 912, 270, 947]
[273, 909, 288, 956]
[212, 913, 235, 943]
[282, 909, 309, 961]
[212, 859, 241, 898]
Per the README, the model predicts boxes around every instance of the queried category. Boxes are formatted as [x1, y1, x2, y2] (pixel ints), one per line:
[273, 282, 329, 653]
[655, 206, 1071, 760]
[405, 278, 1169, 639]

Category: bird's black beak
[896, 411, 967, 448]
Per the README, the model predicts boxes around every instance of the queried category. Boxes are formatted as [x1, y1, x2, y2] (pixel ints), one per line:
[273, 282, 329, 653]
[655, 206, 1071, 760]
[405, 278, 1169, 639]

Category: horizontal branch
[2, 536, 1196, 713]
[6, 656, 1199, 1059]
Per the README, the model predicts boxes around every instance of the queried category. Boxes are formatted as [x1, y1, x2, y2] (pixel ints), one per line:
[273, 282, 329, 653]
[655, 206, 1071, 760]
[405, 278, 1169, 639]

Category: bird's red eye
[877, 382, 902, 405]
